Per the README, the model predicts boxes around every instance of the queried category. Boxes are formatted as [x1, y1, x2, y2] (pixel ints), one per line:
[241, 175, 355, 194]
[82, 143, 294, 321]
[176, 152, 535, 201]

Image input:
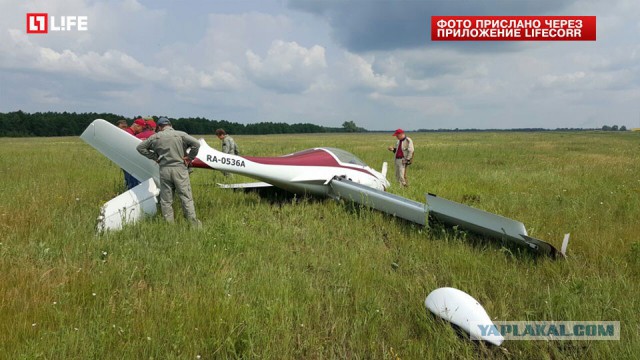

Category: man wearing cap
[125, 118, 146, 136]
[135, 119, 156, 140]
[387, 128, 414, 187]
[136, 117, 202, 227]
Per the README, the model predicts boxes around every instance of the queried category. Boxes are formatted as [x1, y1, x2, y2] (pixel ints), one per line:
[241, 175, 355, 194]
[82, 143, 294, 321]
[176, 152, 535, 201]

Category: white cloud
[169, 63, 245, 92]
[344, 53, 397, 90]
[245, 40, 327, 93]
[1, 29, 168, 84]
[200, 12, 292, 65]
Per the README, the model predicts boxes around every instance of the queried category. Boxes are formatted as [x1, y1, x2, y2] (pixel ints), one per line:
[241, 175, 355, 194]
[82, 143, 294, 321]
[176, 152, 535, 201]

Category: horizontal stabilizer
[81, 119, 159, 185]
[97, 179, 159, 232]
[217, 182, 273, 189]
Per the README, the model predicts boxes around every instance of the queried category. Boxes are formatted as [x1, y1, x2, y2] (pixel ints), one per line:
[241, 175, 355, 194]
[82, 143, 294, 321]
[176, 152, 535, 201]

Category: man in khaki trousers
[387, 128, 414, 187]
[137, 117, 202, 227]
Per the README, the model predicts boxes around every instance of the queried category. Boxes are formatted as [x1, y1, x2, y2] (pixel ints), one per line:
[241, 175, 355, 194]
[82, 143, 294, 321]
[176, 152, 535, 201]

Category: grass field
[1, 131, 639, 359]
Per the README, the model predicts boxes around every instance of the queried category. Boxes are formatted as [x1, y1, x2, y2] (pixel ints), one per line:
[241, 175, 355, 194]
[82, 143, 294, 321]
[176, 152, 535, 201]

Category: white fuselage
[194, 140, 389, 196]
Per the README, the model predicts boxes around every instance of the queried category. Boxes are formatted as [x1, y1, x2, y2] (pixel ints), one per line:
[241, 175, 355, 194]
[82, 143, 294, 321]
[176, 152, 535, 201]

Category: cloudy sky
[1, 0, 638, 130]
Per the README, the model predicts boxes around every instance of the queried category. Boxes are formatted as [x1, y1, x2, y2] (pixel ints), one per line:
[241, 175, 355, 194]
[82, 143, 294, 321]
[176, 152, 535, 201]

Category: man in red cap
[124, 118, 146, 136]
[135, 119, 156, 140]
[387, 128, 414, 187]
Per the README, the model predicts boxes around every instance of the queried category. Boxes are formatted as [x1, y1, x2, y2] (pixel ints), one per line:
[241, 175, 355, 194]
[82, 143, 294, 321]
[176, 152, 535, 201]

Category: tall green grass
[0, 132, 638, 358]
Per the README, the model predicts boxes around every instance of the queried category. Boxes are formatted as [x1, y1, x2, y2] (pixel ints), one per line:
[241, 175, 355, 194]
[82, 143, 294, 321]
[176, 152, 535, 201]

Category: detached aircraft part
[96, 179, 159, 232]
[329, 177, 568, 258]
[425, 287, 504, 346]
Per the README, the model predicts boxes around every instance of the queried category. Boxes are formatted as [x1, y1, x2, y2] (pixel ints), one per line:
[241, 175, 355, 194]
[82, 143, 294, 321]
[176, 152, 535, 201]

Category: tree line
[1, 111, 628, 137]
[601, 125, 627, 131]
[0, 111, 353, 137]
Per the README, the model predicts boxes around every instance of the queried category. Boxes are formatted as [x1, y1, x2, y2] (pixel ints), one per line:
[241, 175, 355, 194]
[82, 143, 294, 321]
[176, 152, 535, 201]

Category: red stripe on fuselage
[244, 148, 337, 167]
[245, 148, 374, 176]
[191, 158, 210, 168]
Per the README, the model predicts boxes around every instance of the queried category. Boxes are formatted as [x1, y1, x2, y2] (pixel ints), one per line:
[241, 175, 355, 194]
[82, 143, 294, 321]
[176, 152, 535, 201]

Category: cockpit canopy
[322, 147, 367, 167]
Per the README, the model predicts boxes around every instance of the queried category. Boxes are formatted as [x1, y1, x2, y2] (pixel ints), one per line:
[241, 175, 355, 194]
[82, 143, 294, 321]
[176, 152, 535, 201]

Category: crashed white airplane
[81, 119, 568, 258]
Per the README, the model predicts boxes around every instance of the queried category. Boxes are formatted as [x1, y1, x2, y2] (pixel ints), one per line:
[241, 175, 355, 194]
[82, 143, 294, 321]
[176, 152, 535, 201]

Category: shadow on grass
[235, 186, 326, 207]
[426, 217, 542, 262]
[427, 312, 512, 359]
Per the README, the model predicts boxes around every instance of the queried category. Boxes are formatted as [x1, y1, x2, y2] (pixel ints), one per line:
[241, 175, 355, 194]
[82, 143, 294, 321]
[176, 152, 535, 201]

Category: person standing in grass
[136, 117, 202, 228]
[215, 128, 239, 177]
[121, 118, 146, 189]
[215, 128, 239, 155]
[387, 128, 414, 187]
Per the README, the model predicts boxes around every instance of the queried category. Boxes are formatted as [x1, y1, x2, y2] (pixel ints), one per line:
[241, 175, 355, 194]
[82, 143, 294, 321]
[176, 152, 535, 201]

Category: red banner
[431, 16, 596, 41]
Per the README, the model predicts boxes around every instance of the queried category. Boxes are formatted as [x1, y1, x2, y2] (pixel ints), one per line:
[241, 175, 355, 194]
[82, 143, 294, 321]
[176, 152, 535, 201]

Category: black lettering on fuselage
[206, 154, 245, 167]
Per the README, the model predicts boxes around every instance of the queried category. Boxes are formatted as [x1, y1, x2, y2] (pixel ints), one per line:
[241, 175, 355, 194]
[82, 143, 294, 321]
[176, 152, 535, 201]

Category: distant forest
[0, 111, 343, 137]
[0, 111, 628, 137]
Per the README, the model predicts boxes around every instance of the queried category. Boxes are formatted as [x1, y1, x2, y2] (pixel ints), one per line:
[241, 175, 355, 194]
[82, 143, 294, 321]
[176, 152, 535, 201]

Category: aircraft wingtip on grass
[81, 119, 568, 258]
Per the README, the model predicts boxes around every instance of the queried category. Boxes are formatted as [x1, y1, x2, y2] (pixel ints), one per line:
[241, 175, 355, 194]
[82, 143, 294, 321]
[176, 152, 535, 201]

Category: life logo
[26, 13, 88, 34]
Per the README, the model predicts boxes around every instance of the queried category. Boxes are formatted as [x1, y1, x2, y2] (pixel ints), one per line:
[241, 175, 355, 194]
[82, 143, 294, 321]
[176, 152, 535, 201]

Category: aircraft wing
[328, 176, 568, 258]
[80, 119, 159, 185]
[328, 176, 427, 225]
[217, 182, 273, 189]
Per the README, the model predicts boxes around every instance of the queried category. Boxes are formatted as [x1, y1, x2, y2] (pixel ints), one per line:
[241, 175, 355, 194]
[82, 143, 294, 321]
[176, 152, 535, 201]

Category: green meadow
[1, 131, 639, 359]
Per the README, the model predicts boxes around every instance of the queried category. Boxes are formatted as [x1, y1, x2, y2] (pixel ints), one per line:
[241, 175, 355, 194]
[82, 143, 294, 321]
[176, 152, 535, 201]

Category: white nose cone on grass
[425, 287, 504, 346]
